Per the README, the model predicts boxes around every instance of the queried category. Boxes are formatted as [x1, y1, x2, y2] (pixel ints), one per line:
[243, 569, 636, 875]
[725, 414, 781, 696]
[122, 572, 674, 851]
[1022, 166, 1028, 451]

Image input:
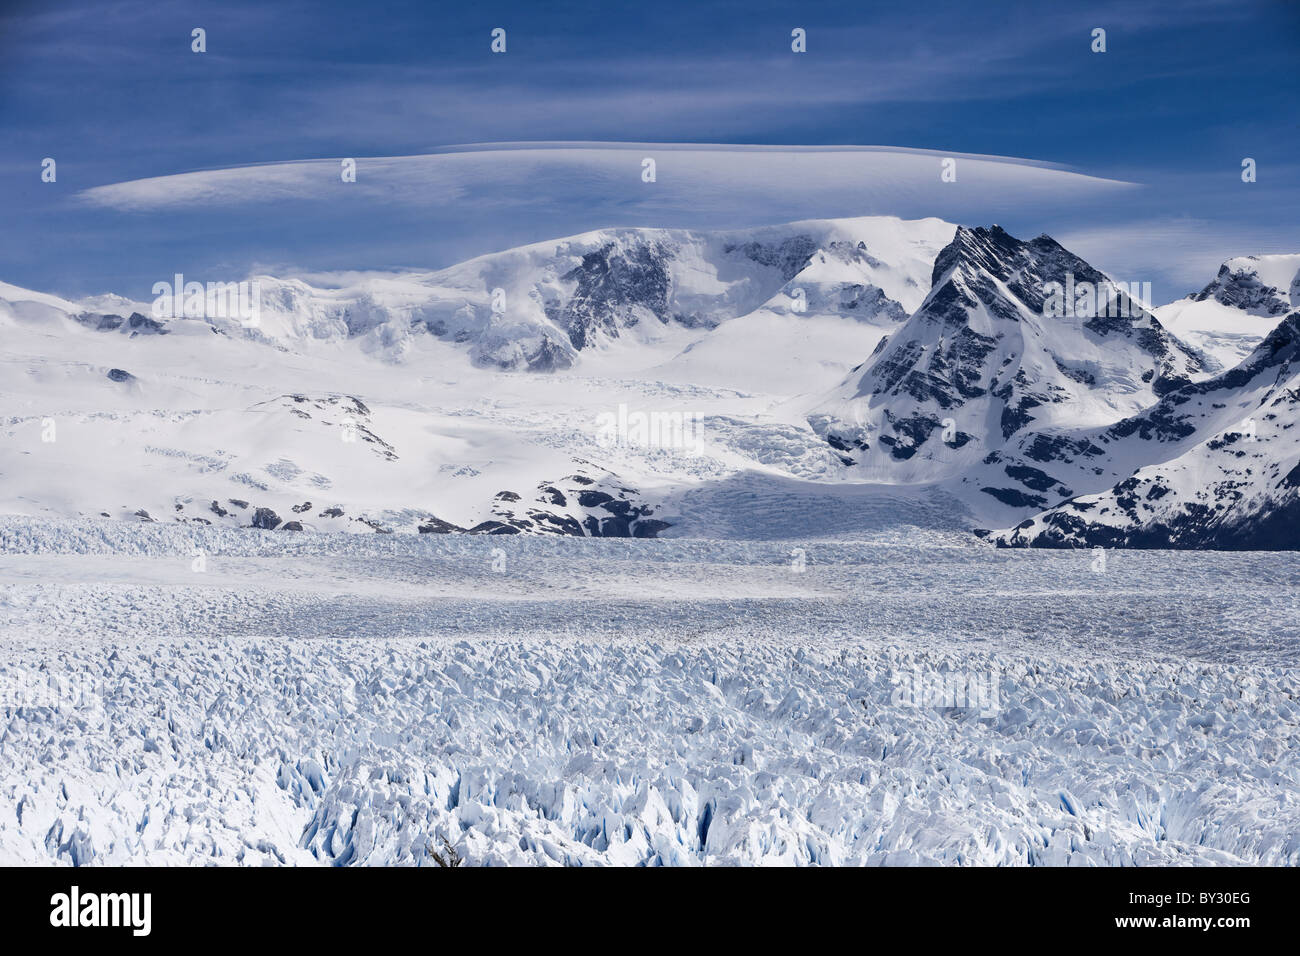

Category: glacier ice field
[0, 516, 1298, 865]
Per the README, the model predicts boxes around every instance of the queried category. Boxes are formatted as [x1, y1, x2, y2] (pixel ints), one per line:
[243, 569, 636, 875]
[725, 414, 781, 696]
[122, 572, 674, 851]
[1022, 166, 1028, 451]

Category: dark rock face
[997, 495, 1300, 551]
[74, 311, 169, 334]
[447, 470, 673, 539]
[74, 312, 124, 331]
[106, 368, 134, 382]
[126, 312, 168, 334]
[888, 226, 1197, 412]
[839, 283, 908, 322]
[877, 413, 944, 461]
[553, 240, 676, 350]
[1004, 464, 1066, 494]
[417, 516, 465, 534]
[865, 288, 1000, 409]
[192, 468, 670, 540]
[1053, 358, 1096, 386]
[251, 507, 281, 530]
[632, 519, 673, 538]
[468, 520, 521, 535]
[526, 511, 584, 536]
[825, 433, 868, 454]
[1280, 461, 1300, 489]
[723, 235, 818, 282]
[1021, 434, 1105, 465]
[980, 487, 1047, 509]
[1097, 315, 1300, 449]
[522, 232, 825, 365]
[538, 485, 566, 506]
[522, 337, 572, 373]
[1191, 260, 1293, 316]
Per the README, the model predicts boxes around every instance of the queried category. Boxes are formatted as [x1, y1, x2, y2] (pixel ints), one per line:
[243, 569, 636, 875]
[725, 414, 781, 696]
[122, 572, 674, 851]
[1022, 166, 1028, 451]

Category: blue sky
[1, 0, 1297, 300]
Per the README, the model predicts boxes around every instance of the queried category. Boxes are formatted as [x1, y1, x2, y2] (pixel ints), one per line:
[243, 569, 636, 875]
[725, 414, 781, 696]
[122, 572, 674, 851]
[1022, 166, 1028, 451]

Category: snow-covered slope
[652, 217, 955, 394]
[0, 261, 846, 538]
[989, 311, 1300, 548]
[1, 217, 953, 378]
[3, 218, 1297, 550]
[0, 215, 963, 539]
[808, 225, 1205, 482]
[1155, 254, 1300, 372]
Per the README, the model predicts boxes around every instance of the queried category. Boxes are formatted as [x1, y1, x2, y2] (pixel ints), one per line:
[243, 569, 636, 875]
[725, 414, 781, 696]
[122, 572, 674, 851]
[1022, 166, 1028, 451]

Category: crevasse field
[2, 516, 1297, 866]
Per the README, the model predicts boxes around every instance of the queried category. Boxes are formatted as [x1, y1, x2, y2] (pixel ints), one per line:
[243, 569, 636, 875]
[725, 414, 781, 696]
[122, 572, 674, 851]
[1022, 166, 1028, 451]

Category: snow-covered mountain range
[1, 217, 1295, 548]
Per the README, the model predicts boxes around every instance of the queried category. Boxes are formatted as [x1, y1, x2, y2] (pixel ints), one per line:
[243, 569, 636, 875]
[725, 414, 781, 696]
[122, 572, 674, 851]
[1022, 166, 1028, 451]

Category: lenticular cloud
[79, 142, 1135, 225]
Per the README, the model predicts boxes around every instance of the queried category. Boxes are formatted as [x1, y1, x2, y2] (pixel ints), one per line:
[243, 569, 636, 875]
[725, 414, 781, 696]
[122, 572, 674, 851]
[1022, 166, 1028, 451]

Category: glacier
[1, 520, 1298, 866]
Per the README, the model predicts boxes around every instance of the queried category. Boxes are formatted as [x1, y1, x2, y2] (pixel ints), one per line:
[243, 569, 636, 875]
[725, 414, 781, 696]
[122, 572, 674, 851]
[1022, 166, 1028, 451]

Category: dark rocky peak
[1191, 258, 1296, 316]
[928, 226, 1139, 322]
[722, 234, 818, 282]
[554, 239, 675, 350]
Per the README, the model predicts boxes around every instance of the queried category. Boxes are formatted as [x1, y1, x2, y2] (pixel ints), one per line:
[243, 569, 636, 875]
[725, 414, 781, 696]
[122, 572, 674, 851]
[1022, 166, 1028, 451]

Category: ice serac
[991, 311, 1300, 549]
[809, 225, 1205, 482]
[1155, 253, 1300, 371]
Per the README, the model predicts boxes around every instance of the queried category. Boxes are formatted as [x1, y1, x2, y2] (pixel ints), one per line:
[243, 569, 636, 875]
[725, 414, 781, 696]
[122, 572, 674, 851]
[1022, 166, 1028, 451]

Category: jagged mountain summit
[989, 310, 1300, 549]
[1190, 254, 1300, 316]
[1156, 254, 1300, 372]
[809, 225, 1205, 482]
